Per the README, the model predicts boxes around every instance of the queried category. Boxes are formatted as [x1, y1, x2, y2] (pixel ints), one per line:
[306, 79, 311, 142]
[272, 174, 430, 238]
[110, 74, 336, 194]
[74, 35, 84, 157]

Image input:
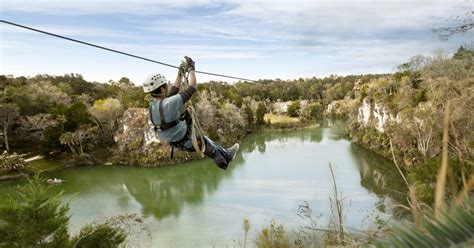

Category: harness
[149, 99, 193, 159]
[149, 99, 179, 132]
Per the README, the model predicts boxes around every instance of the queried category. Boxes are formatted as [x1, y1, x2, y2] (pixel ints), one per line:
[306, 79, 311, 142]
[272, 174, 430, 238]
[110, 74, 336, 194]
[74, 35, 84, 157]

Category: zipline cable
[1, 20, 257, 82]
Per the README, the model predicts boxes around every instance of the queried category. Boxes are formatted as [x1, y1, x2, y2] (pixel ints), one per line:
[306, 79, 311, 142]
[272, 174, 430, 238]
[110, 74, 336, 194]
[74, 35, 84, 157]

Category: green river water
[0, 125, 407, 247]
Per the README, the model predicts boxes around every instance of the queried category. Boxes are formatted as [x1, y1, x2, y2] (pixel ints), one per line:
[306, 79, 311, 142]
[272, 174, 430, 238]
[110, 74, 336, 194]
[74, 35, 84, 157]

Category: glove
[178, 61, 186, 76]
[184, 56, 195, 72]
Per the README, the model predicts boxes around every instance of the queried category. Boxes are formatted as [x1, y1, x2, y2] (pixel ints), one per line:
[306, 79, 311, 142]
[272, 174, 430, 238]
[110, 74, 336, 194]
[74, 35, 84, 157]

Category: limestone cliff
[114, 108, 162, 151]
[357, 98, 396, 133]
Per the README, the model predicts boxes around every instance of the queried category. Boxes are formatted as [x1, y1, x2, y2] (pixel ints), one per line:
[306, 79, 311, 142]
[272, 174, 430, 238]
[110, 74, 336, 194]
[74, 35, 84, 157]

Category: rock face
[325, 99, 358, 117]
[115, 108, 161, 152]
[272, 101, 289, 114]
[357, 98, 395, 133]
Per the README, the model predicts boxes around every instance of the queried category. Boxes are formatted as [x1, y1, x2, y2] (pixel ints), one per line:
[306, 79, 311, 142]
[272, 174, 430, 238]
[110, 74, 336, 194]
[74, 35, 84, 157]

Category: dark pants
[172, 135, 232, 170]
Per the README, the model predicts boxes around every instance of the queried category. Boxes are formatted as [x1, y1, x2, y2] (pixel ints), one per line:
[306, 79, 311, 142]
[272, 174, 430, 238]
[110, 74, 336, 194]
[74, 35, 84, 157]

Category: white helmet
[143, 73, 168, 93]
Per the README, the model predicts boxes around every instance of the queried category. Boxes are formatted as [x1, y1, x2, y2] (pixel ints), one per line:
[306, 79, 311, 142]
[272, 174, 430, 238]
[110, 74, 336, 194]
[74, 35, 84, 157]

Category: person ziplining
[143, 56, 240, 170]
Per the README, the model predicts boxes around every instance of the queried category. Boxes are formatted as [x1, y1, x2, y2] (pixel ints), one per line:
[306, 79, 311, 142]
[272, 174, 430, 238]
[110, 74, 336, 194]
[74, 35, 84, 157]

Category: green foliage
[375, 199, 474, 247]
[408, 157, 440, 205]
[198, 74, 383, 103]
[453, 46, 474, 60]
[0, 151, 27, 171]
[243, 104, 254, 127]
[1, 74, 145, 153]
[300, 102, 323, 121]
[408, 157, 467, 205]
[51, 102, 91, 132]
[0, 176, 71, 248]
[0, 176, 127, 248]
[287, 101, 301, 117]
[71, 223, 126, 248]
[412, 89, 428, 106]
[255, 102, 267, 126]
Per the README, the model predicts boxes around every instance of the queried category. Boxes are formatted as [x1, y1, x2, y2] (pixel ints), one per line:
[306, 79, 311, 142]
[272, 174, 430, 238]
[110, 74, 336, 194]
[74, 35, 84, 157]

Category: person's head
[143, 73, 168, 98]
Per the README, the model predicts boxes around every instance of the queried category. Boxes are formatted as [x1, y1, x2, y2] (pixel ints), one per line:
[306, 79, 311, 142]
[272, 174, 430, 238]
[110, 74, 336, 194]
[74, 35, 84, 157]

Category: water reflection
[350, 144, 408, 215]
[242, 128, 324, 154]
[47, 152, 244, 221]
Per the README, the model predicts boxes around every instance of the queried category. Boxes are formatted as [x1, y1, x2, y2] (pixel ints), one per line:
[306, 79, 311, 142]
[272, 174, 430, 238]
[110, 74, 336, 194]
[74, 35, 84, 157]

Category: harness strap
[149, 99, 179, 131]
[158, 100, 166, 125]
[149, 104, 158, 132]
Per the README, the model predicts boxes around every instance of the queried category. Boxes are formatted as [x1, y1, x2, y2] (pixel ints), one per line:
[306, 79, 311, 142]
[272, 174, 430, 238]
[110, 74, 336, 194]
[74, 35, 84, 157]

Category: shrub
[0, 151, 26, 171]
[287, 101, 301, 117]
[255, 219, 292, 248]
[255, 102, 267, 126]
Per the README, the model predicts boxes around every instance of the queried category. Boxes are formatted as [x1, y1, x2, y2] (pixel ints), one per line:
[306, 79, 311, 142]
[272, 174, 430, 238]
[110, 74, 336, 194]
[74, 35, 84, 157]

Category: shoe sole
[231, 144, 240, 160]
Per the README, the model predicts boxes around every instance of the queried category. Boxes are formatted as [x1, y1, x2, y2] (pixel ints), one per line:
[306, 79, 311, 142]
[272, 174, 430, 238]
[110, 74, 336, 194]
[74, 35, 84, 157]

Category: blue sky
[1, 0, 473, 84]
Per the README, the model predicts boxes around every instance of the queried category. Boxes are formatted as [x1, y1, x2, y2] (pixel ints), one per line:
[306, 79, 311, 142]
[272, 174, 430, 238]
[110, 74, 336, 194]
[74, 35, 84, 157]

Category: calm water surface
[1, 126, 406, 247]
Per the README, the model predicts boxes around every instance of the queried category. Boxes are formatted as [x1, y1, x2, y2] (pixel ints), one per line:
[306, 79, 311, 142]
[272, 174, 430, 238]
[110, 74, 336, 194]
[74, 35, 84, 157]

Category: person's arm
[187, 70, 196, 89]
[168, 71, 181, 96]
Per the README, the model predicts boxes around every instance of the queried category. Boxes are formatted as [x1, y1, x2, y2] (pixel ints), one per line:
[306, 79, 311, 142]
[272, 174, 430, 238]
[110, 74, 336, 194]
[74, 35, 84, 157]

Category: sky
[0, 0, 473, 85]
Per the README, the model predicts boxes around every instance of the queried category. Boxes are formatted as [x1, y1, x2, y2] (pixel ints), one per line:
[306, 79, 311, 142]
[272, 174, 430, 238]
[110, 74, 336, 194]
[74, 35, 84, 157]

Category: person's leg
[202, 136, 234, 170]
[179, 136, 236, 170]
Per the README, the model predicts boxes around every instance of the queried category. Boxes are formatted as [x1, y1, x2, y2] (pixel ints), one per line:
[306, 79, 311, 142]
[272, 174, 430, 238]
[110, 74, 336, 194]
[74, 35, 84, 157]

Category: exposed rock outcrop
[357, 99, 395, 132]
[115, 108, 161, 151]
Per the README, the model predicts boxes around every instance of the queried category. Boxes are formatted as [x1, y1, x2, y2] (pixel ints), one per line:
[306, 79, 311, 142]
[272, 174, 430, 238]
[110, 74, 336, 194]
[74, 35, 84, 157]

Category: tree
[300, 102, 323, 121]
[286, 101, 301, 117]
[51, 102, 91, 132]
[20, 113, 59, 140]
[89, 98, 124, 142]
[59, 124, 97, 154]
[0, 176, 127, 247]
[453, 46, 474, 60]
[0, 103, 19, 151]
[111, 77, 145, 108]
[0, 176, 71, 247]
[255, 102, 267, 126]
[243, 104, 254, 127]
[216, 102, 246, 145]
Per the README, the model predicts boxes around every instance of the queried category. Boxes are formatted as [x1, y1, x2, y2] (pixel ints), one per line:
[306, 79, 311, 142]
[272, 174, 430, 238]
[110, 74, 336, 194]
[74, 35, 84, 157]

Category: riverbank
[1, 114, 320, 181]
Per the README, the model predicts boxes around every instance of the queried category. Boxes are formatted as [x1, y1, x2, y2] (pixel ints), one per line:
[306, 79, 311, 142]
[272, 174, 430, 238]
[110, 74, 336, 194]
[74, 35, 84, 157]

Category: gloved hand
[178, 60, 186, 76]
[184, 56, 195, 72]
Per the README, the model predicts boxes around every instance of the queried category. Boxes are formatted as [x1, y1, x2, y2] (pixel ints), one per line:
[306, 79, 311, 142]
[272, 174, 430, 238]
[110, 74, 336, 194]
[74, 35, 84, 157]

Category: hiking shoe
[228, 143, 240, 161]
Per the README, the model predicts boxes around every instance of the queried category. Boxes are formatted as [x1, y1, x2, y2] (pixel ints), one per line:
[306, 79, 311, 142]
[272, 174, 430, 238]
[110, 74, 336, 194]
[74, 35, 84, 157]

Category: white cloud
[1, 0, 472, 83]
[1, 24, 133, 39]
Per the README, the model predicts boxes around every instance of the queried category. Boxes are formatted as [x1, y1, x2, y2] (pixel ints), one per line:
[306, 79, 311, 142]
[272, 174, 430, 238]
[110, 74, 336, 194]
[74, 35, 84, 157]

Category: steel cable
[1, 20, 257, 82]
